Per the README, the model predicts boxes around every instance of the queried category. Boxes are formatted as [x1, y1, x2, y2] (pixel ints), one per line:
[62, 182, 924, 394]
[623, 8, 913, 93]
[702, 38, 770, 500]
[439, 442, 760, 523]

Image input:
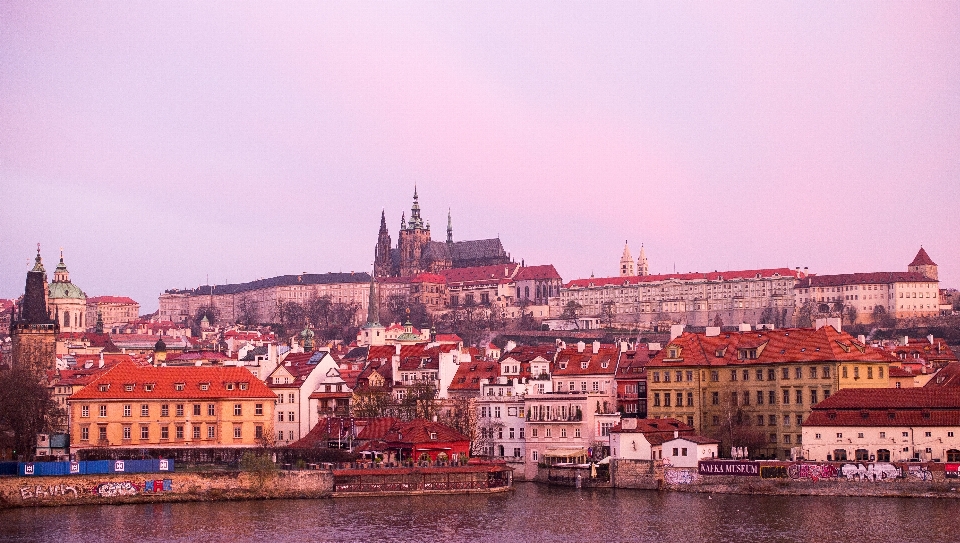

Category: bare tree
[0, 368, 64, 460]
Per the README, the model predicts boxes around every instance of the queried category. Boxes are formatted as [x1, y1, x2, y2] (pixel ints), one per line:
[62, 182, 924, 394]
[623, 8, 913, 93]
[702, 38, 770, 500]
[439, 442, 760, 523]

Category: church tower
[10, 246, 58, 377]
[619, 241, 635, 276]
[359, 275, 386, 347]
[47, 250, 87, 333]
[374, 210, 394, 278]
[908, 247, 938, 281]
[637, 244, 649, 276]
[397, 187, 432, 277]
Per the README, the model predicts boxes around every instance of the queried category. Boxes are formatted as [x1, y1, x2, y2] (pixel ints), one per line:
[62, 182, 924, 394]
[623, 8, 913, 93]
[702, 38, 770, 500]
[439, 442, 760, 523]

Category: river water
[2, 482, 956, 542]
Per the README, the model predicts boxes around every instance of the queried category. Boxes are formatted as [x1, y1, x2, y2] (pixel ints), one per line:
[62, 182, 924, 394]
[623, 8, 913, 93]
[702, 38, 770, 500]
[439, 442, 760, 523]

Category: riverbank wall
[607, 459, 960, 498]
[0, 470, 333, 509]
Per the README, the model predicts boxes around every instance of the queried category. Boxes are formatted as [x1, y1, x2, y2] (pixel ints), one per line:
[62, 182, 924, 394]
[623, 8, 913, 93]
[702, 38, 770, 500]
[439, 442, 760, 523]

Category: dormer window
[738, 349, 758, 360]
[144, 384, 154, 392]
[581, 361, 589, 369]
[200, 383, 209, 391]
[124, 384, 134, 392]
[99, 384, 110, 392]
[175, 383, 185, 391]
[240, 382, 248, 390]
[430, 432, 437, 440]
[225, 383, 235, 391]
[600, 361, 609, 369]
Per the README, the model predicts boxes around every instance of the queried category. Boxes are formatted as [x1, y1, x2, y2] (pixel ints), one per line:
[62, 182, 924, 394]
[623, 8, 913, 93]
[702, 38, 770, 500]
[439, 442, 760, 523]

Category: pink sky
[2, 2, 958, 312]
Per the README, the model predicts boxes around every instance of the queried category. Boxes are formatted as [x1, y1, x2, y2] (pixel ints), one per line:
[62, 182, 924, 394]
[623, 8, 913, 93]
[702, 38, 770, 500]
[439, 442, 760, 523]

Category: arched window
[876, 449, 891, 462]
[947, 449, 960, 462]
[833, 449, 848, 461]
[855, 449, 869, 461]
[524, 287, 529, 299]
[63, 311, 70, 327]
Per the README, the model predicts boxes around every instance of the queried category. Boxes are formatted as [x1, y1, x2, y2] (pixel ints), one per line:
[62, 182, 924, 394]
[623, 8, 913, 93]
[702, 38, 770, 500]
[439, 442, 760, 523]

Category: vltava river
[2, 482, 956, 542]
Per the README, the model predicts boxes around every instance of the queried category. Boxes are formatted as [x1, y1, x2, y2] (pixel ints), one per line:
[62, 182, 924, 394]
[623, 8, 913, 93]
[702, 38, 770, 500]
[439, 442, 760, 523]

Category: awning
[597, 456, 611, 465]
[543, 448, 588, 458]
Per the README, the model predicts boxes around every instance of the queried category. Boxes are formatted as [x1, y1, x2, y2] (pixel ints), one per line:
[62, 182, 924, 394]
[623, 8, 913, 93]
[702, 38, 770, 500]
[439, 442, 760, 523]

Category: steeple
[54, 249, 70, 283]
[365, 274, 380, 326]
[31, 243, 45, 274]
[400, 212, 406, 231]
[620, 241, 635, 277]
[379, 210, 388, 236]
[446, 208, 453, 244]
[408, 186, 425, 230]
[17, 246, 53, 326]
[637, 243, 649, 276]
[95, 311, 104, 334]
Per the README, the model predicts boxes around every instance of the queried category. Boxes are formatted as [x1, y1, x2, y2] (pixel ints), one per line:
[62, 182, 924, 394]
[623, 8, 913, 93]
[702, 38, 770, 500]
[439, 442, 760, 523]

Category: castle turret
[637, 244, 649, 276]
[908, 247, 938, 281]
[10, 246, 58, 377]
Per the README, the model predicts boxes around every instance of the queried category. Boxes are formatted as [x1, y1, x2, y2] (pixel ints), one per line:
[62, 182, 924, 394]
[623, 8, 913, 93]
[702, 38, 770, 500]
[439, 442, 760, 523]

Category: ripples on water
[1, 483, 956, 543]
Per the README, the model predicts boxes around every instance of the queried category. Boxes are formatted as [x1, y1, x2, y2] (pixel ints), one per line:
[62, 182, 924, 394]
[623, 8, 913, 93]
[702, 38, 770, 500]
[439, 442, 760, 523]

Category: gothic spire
[408, 186, 424, 229]
[447, 208, 453, 243]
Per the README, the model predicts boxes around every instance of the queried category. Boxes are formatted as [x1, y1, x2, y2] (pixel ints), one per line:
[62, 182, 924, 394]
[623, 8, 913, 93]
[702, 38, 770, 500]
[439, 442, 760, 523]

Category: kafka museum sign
[698, 461, 760, 476]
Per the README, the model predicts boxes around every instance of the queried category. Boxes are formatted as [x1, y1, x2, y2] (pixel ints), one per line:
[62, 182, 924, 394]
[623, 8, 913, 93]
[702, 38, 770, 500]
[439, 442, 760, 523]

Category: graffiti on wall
[840, 463, 900, 481]
[787, 464, 839, 481]
[664, 469, 698, 485]
[907, 466, 932, 481]
[95, 481, 139, 497]
[19, 484, 80, 500]
[144, 479, 173, 493]
[760, 466, 789, 479]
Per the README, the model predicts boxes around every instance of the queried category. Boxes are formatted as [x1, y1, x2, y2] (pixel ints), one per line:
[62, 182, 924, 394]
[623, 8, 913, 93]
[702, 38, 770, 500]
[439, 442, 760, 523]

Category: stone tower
[908, 247, 938, 281]
[397, 187, 432, 277]
[637, 244, 649, 276]
[374, 210, 393, 278]
[10, 246, 59, 377]
[359, 275, 385, 347]
[620, 241, 635, 277]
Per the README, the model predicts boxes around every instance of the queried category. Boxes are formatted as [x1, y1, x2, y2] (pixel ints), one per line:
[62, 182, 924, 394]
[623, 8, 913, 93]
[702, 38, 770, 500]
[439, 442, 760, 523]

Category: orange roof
[514, 265, 562, 281]
[909, 247, 937, 267]
[439, 263, 520, 285]
[553, 345, 619, 376]
[647, 326, 895, 368]
[70, 361, 275, 400]
[87, 296, 139, 305]
[448, 361, 499, 391]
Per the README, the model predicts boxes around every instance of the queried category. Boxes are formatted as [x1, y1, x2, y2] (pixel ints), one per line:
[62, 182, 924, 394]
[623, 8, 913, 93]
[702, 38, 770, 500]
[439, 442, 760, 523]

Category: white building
[802, 388, 960, 463]
[662, 435, 719, 467]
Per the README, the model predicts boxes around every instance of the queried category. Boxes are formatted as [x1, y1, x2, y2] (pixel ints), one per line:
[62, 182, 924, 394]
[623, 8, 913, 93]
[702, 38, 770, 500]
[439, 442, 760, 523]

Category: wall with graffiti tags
[0, 470, 332, 509]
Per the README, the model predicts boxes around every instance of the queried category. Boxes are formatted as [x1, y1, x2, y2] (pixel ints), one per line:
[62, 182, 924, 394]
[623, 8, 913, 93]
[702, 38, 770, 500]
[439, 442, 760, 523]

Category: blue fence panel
[0, 462, 18, 476]
[5, 458, 173, 477]
[83, 460, 112, 474]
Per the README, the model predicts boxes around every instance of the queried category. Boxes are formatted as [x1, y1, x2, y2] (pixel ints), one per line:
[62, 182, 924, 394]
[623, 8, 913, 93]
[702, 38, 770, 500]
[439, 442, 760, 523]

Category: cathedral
[374, 188, 512, 278]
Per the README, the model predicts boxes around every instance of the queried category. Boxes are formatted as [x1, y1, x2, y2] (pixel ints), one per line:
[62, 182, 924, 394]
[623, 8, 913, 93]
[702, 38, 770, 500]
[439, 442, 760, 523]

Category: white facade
[662, 437, 719, 468]
[802, 425, 960, 463]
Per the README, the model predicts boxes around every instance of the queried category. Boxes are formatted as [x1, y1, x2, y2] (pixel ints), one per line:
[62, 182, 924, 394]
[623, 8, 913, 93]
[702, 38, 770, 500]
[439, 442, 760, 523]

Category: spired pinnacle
[447, 208, 453, 243]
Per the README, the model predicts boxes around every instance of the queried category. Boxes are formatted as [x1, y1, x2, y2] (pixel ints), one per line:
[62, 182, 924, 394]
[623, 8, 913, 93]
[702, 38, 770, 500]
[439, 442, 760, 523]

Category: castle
[374, 188, 512, 278]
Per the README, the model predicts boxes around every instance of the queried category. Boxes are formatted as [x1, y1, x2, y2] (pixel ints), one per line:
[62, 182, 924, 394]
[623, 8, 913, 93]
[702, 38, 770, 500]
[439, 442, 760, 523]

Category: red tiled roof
[69, 361, 276, 400]
[611, 418, 694, 436]
[647, 326, 896, 368]
[498, 345, 557, 364]
[566, 268, 802, 288]
[926, 363, 960, 388]
[435, 334, 462, 343]
[382, 419, 470, 444]
[411, 273, 447, 284]
[87, 296, 138, 305]
[165, 350, 232, 362]
[553, 345, 619, 376]
[514, 265, 562, 281]
[909, 247, 937, 267]
[888, 366, 915, 378]
[812, 387, 960, 409]
[356, 417, 402, 440]
[448, 362, 499, 391]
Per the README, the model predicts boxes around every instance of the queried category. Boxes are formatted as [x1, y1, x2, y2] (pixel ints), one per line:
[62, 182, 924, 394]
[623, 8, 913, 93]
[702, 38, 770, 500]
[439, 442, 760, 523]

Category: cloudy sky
[2, 2, 958, 312]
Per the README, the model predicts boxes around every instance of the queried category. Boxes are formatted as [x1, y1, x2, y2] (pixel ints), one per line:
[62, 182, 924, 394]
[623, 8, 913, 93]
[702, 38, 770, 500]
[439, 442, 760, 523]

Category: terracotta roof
[811, 387, 960, 410]
[356, 417, 402, 440]
[566, 268, 802, 288]
[69, 361, 275, 400]
[382, 419, 470, 444]
[553, 345, 619, 376]
[611, 418, 695, 443]
[435, 334, 462, 343]
[411, 273, 447, 284]
[498, 345, 557, 364]
[665, 435, 721, 445]
[87, 296, 139, 305]
[888, 366, 915, 378]
[909, 247, 937, 267]
[647, 326, 895, 368]
[926, 363, 960, 388]
[439, 263, 520, 285]
[514, 265, 562, 281]
[796, 272, 935, 288]
[448, 361, 499, 391]
[165, 350, 232, 362]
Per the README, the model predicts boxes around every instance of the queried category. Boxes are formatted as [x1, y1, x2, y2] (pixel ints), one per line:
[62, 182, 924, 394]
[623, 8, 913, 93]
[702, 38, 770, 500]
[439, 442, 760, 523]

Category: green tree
[561, 301, 583, 328]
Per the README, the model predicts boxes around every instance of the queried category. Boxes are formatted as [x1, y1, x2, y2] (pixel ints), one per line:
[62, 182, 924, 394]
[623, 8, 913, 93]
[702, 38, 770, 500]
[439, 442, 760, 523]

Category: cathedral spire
[620, 241, 635, 277]
[408, 186, 424, 229]
[446, 208, 453, 243]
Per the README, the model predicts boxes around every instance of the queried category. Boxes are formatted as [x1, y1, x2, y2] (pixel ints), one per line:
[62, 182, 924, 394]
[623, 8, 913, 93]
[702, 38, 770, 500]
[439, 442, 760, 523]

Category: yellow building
[68, 361, 276, 453]
[646, 325, 896, 460]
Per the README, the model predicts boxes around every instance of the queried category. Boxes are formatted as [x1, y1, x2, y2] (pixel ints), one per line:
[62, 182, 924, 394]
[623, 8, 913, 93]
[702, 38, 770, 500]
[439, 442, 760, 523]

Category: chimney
[670, 324, 684, 340]
[928, 334, 934, 345]
[395, 344, 402, 355]
[674, 430, 679, 438]
[620, 341, 628, 353]
[903, 336, 910, 346]
[505, 340, 517, 352]
[98, 353, 104, 368]
[577, 341, 585, 353]
[739, 323, 751, 332]
[705, 327, 720, 337]
[592, 341, 600, 354]
[858, 335, 866, 344]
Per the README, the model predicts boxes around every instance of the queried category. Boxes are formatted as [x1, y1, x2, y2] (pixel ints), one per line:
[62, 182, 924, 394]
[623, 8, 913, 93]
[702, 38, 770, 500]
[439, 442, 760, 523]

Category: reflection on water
[2, 482, 957, 543]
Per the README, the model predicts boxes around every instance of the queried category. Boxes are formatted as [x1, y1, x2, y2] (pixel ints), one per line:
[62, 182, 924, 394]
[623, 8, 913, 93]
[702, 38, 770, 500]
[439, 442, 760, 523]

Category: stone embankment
[0, 470, 333, 509]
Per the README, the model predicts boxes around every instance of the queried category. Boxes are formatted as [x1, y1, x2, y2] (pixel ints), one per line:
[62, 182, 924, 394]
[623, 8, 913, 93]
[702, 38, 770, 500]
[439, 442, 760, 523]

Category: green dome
[48, 281, 86, 300]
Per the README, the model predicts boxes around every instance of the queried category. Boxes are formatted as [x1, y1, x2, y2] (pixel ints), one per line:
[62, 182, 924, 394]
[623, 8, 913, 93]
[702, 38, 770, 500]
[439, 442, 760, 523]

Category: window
[532, 450, 538, 462]
[768, 369, 775, 380]
[756, 391, 764, 405]
[192, 426, 200, 439]
[822, 366, 830, 378]
[712, 415, 720, 426]
[769, 415, 776, 426]
[234, 404, 242, 416]
[141, 426, 149, 440]
[782, 368, 789, 379]
[545, 429, 551, 438]
[783, 415, 791, 426]
[731, 370, 738, 381]
[687, 371, 694, 382]
[925, 431, 932, 437]
[98, 426, 107, 441]
[902, 432, 909, 437]
[742, 369, 749, 381]
[255, 403, 263, 416]
[519, 428, 525, 439]
[141, 404, 149, 417]
[853, 367, 860, 379]
[784, 435, 791, 444]
[161, 404, 169, 417]
[123, 404, 131, 417]
[495, 407, 501, 418]
[123, 426, 131, 440]
[208, 426, 216, 439]
[653, 393, 661, 407]
[161, 426, 169, 440]
[877, 449, 891, 462]
[81, 426, 89, 440]
[815, 433, 821, 439]
[842, 366, 848, 379]
[796, 415, 803, 426]
[288, 393, 295, 404]
[795, 389, 803, 405]
[687, 392, 693, 406]
[200, 383, 209, 391]
[664, 394, 671, 407]
[278, 412, 285, 422]
[676, 392, 683, 407]
[867, 367, 873, 379]
[532, 428, 538, 438]
[208, 404, 216, 416]
[710, 371, 719, 382]
[653, 372, 660, 383]
[193, 404, 201, 416]
[769, 433, 777, 443]
[509, 428, 515, 439]
[560, 428, 567, 438]
[176, 404, 184, 417]
[730, 391, 738, 406]
[255, 426, 264, 439]
[769, 391, 776, 404]
[175, 383, 185, 391]
[81, 405, 89, 418]
[176, 425, 184, 439]
[711, 392, 719, 405]
[278, 431, 285, 441]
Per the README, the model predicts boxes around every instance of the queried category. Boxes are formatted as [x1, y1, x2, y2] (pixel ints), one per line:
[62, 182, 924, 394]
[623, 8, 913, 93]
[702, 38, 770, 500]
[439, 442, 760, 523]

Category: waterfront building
[68, 361, 276, 453]
[801, 388, 960, 463]
[645, 323, 897, 459]
[86, 296, 140, 330]
[266, 351, 337, 445]
[475, 376, 526, 468]
[498, 344, 557, 394]
[551, 341, 619, 417]
[554, 268, 802, 328]
[661, 435, 720, 467]
[608, 417, 693, 461]
[614, 344, 655, 418]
